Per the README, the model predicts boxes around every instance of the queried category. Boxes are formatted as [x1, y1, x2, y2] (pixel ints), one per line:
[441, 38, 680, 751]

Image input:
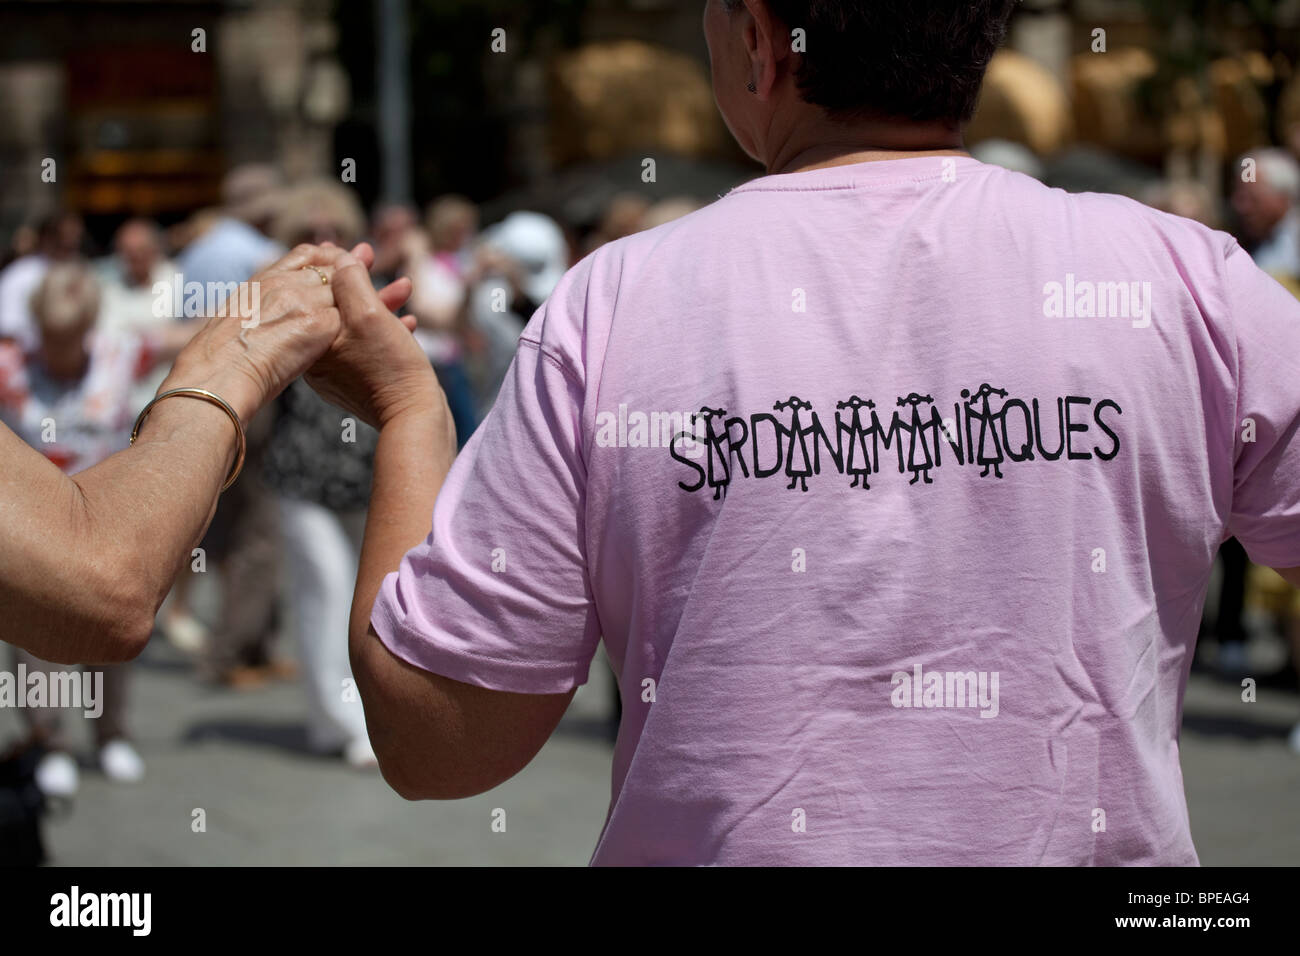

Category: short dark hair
[735, 0, 1017, 125]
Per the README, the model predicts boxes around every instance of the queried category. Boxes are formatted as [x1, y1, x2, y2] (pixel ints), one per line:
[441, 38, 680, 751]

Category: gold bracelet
[130, 387, 247, 492]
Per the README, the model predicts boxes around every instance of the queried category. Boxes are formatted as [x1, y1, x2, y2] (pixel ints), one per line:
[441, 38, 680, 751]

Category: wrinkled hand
[161, 244, 398, 424]
[305, 244, 454, 433]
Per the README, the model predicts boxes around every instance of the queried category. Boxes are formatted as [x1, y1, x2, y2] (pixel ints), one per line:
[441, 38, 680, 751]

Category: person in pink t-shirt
[340, 0, 1300, 865]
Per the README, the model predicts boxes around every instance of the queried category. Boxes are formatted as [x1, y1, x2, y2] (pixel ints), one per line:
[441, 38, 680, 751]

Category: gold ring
[304, 265, 329, 285]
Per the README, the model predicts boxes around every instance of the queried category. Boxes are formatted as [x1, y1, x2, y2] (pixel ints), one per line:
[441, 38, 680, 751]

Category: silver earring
[746, 81, 757, 94]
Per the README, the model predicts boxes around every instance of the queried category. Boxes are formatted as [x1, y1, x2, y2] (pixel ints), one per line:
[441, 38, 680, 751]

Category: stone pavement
[2, 636, 1298, 866]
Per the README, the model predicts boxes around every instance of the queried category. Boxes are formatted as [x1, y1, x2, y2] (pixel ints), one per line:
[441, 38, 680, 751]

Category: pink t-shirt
[372, 156, 1300, 865]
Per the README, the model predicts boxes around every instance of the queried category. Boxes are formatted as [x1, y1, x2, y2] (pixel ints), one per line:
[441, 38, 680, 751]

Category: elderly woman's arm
[0, 242, 412, 665]
[0, 394, 237, 664]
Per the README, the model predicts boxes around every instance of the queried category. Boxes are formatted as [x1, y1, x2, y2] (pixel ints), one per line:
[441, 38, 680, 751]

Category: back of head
[746, 0, 1017, 125]
[1249, 147, 1300, 200]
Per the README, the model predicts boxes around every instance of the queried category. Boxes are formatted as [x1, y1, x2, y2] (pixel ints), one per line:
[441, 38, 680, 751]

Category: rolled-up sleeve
[370, 326, 600, 695]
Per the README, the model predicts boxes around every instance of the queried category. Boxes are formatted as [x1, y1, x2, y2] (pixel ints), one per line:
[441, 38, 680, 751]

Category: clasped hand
[163, 242, 449, 432]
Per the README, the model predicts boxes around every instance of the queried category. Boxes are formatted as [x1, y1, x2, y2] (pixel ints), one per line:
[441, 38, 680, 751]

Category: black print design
[669, 385, 1122, 496]
[836, 396, 875, 490]
[964, 383, 1009, 479]
[697, 406, 730, 501]
[897, 392, 937, 485]
[773, 396, 814, 492]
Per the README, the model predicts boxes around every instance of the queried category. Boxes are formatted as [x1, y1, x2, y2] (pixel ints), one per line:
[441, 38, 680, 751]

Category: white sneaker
[162, 612, 209, 654]
[34, 751, 79, 798]
[344, 738, 378, 769]
[99, 739, 145, 783]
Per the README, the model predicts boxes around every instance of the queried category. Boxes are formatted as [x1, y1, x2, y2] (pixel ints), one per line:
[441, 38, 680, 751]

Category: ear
[742, 0, 791, 97]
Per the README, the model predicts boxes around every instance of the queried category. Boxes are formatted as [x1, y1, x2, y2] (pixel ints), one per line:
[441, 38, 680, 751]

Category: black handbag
[0, 744, 47, 866]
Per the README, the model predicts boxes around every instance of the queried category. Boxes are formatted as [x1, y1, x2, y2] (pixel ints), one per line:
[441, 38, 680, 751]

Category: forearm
[350, 396, 454, 653]
[2, 396, 236, 664]
[2, 242, 372, 665]
[348, 393, 456, 781]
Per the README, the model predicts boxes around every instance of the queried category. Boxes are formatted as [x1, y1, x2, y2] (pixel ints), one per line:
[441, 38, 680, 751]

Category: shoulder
[998, 164, 1235, 253]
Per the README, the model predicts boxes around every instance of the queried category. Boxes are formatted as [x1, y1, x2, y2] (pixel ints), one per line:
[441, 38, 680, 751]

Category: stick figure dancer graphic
[773, 396, 814, 492]
[963, 383, 1009, 478]
[694, 406, 731, 500]
[896, 392, 936, 485]
[836, 395, 876, 490]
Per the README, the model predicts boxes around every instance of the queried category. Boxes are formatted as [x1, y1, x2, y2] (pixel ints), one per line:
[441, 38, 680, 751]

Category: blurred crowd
[4, 143, 1300, 801]
[0, 164, 701, 799]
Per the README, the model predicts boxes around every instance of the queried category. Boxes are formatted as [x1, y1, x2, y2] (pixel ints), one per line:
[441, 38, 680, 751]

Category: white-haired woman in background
[0, 261, 193, 790]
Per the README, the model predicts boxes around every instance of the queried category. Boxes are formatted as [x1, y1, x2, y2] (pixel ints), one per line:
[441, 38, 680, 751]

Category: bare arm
[0, 392, 237, 664]
[0, 243, 408, 664]
[320, 254, 573, 801]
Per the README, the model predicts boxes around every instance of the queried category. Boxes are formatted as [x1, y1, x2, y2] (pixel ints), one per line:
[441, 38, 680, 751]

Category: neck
[764, 117, 967, 176]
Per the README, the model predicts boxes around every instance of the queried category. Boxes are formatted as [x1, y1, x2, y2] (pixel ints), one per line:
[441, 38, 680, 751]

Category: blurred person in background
[1232, 148, 1300, 279]
[580, 193, 650, 257]
[169, 165, 289, 678]
[1142, 179, 1219, 229]
[97, 218, 183, 412]
[642, 197, 705, 231]
[175, 165, 284, 294]
[464, 210, 568, 415]
[367, 203, 419, 285]
[97, 218, 177, 336]
[1240, 563, 1300, 751]
[166, 208, 222, 263]
[1, 221, 38, 271]
[402, 196, 481, 447]
[261, 181, 377, 767]
[970, 139, 1045, 180]
[368, 200, 478, 445]
[1, 262, 194, 794]
[0, 211, 84, 353]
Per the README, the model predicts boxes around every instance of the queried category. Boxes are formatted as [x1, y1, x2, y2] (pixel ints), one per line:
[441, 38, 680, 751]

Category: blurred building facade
[0, 0, 347, 242]
[5, 0, 1300, 246]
